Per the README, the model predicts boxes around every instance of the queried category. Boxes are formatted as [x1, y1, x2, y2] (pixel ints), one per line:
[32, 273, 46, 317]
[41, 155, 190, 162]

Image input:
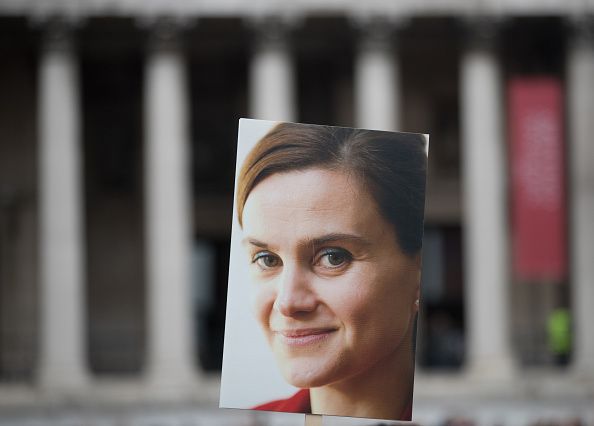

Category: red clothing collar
[253, 389, 413, 420]
[253, 389, 311, 414]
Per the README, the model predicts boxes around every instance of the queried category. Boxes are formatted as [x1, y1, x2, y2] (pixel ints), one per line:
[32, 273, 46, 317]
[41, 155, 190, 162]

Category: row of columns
[462, 18, 594, 379]
[249, 17, 400, 131]
[36, 17, 594, 395]
[38, 22, 199, 396]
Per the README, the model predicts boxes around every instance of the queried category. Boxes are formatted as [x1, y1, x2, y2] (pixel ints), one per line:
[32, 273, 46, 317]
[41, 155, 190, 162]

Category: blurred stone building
[0, 0, 593, 424]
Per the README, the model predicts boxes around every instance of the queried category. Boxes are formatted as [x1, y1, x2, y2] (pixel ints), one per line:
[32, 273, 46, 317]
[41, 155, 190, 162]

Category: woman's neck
[309, 336, 415, 420]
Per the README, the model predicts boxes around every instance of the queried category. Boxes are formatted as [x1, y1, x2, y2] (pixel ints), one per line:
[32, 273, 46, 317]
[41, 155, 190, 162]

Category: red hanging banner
[507, 77, 567, 282]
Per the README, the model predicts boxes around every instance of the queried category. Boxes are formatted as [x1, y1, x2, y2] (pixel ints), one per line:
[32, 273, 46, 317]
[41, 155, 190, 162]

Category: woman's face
[241, 168, 420, 389]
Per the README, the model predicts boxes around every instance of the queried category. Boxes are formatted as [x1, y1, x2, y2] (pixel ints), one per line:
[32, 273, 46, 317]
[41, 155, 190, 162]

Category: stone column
[249, 18, 296, 122]
[38, 22, 89, 391]
[354, 18, 399, 131]
[460, 21, 515, 380]
[567, 18, 594, 378]
[144, 22, 197, 398]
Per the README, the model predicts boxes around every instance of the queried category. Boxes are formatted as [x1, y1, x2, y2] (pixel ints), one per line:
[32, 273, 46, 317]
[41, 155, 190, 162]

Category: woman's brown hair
[236, 122, 427, 256]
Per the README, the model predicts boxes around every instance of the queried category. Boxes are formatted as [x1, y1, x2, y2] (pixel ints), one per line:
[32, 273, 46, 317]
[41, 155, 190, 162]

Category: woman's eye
[253, 252, 281, 269]
[317, 248, 352, 269]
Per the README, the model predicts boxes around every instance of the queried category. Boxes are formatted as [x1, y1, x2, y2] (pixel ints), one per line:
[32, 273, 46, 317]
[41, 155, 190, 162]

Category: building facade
[0, 0, 593, 424]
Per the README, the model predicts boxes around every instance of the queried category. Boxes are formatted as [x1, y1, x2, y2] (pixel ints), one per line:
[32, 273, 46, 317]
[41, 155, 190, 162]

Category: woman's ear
[413, 253, 421, 312]
[413, 286, 421, 313]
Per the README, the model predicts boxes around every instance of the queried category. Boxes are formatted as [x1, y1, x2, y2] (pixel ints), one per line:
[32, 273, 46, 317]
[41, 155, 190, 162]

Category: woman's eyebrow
[241, 237, 268, 248]
[307, 233, 372, 248]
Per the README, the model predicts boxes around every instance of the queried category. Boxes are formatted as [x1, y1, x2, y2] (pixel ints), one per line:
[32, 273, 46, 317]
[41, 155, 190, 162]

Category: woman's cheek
[335, 268, 376, 309]
[252, 283, 276, 330]
[325, 272, 374, 340]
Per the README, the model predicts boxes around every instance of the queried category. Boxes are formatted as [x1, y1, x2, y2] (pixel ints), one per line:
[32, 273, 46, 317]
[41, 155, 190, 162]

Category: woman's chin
[279, 363, 333, 389]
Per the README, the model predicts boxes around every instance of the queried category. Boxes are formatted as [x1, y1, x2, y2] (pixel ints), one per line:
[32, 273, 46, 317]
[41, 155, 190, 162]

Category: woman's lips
[275, 328, 337, 346]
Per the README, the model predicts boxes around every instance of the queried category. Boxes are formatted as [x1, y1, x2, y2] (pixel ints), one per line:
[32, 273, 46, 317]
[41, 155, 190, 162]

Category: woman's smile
[274, 328, 338, 347]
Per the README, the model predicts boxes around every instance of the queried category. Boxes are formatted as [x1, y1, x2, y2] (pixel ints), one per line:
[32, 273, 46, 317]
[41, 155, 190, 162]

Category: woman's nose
[273, 265, 317, 317]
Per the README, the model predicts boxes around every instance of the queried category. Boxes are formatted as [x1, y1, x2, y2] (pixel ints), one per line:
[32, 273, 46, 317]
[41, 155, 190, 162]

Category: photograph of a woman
[220, 119, 428, 422]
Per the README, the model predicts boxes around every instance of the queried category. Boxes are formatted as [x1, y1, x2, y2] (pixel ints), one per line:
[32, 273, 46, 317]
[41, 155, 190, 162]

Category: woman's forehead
[248, 168, 362, 205]
[245, 168, 364, 214]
